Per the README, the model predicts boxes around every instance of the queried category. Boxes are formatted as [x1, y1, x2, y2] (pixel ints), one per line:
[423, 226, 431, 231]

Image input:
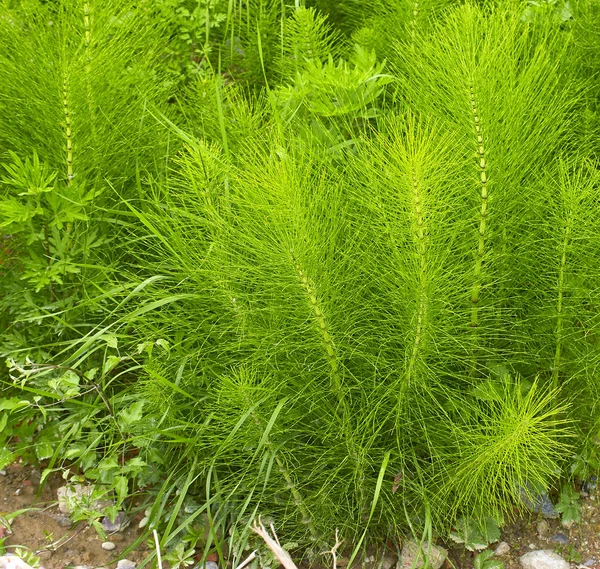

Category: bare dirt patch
[0, 462, 150, 569]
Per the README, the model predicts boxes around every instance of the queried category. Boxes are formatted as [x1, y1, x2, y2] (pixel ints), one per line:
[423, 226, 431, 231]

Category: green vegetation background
[1, 0, 600, 563]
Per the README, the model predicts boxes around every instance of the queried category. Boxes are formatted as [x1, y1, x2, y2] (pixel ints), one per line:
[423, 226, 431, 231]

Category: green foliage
[1, 0, 600, 561]
[554, 484, 582, 526]
[449, 516, 501, 552]
[474, 550, 505, 569]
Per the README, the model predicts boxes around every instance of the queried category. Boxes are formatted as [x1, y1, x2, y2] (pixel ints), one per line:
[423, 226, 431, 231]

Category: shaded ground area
[1, 462, 599, 569]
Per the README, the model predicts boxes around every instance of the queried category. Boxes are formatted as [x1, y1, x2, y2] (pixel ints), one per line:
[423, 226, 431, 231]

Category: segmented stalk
[406, 169, 428, 387]
[410, 2, 419, 45]
[83, 2, 97, 147]
[291, 251, 342, 395]
[469, 86, 488, 329]
[553, 215, 572, 388]
[63, 74, 73, 185]
[83, 1, 91, 46]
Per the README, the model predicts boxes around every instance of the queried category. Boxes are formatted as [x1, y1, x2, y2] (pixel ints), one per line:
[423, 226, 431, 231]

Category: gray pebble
[0, 470, 6, 476]
[398, 540, 446, 569]
[101, 541, 116, 551]
[519, 485, 558, 518]
[194, 562, 219, 569]
[494, 542, 510, 556]
[54, 514, 72, 528]
[551, 533, 568, 544]
[117, 560, 137, 569]
[102, 511, 130, 533]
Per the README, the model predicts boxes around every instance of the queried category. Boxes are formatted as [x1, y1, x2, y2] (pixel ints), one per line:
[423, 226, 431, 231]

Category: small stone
[102, 511, 130, 533]
[494, 542, 510, 556]
[0, 554, 37, 568]
[57, 484, 113, 515]
[381, 554, 397, 569]
[583, 559, 596, 567]
[398, 540, 447, 569]
[520, 550, 570, 569]
[117, 560, 137, 569]
[193, 562, 219, 569]
[0, 470, 6, 476]
[138, 516, 149, 529]
[101, 541, 116, 551]
[551, 533, 568, 544]
[54, 513, 72, 528]
[14, 488, 21, 496]
[561, 518, 575, 529]
[537, 519, 550, 538]
[582, 478, 597, 493]
[520, 485, 558, 518]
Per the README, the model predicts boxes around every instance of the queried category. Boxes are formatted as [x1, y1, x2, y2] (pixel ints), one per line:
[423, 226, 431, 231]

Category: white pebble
[494, 542, 510, 556]
[117, 560, 137, 569]
[101, 541, 116, 551]
[138, 516, 149, 529]
[0, 470, 6, 476]
[520, 550, 570, 569]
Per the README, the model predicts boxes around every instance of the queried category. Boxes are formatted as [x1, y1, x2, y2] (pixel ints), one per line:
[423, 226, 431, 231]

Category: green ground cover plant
[1, 0, 600, 564]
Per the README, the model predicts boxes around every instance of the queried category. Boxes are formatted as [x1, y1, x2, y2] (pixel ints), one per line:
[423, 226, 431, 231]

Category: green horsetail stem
[83, 2, 97, 147]
[83, 2, 91, 46]
[410, 2, 419, 44]
[290, 250, 342, 395]
[289, 250, 363, 464]
[553, 215, 572, 388]
[63, 74, 73, 185]
[469, 86, 488, 329]
[405, 170, 428, 389]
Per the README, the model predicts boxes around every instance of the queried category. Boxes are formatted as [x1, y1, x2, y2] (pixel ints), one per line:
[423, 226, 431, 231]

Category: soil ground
[1, 462, 599, 569]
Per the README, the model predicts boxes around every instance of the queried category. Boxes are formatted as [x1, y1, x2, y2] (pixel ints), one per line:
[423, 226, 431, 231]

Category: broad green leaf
[119, 400, 145, 426]
[114, 475, 129, 505]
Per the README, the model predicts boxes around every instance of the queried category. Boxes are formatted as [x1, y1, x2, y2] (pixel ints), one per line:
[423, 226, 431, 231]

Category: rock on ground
[520, 550, 569, 569]
[398, 540, 447, 569]
[57, 484, 113, 514]
[101, 541, 116, 551]
[494, 542, 510, 556]
[116, 560, 137, 569]
[0, 555, 37, 569]
[102, 511, 130, 533]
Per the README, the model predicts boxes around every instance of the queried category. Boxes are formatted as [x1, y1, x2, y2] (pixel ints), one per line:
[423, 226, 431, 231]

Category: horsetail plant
[1, 0, 598, 560]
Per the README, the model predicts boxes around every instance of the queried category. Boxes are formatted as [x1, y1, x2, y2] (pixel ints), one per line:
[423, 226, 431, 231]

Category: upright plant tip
[470, 85, 488, 330]
[405, 167, 428, 390]
[290, 250, 341, 389]
[63, 73, 73, 185]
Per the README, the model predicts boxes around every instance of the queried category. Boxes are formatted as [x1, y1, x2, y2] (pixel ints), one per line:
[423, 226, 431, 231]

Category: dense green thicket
[1, 0, 600, 564]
